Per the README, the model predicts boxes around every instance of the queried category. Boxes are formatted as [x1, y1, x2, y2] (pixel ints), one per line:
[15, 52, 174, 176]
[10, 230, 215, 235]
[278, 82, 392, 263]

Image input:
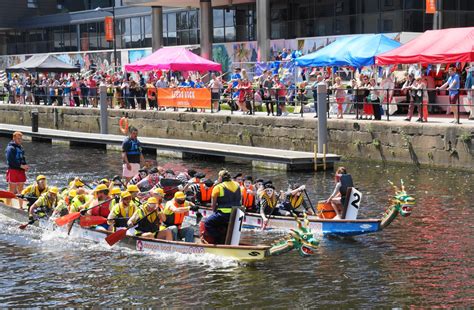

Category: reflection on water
[0, 137, 472, 307]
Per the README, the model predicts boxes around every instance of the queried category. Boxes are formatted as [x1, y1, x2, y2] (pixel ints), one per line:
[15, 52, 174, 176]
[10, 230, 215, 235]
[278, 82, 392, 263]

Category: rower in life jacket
[326, 167, 353, 219]
[241, 175, 257, 212]
[197, 179, 214, 206]
[162, 191, 199, 242]
[127, 195, 172, 240]
[258, 183, 283, 220]
[69, 188, 91, 213]
[84, 184, 111, 230]
[202, 170, 242, 244]
[126, 184, 142, 208]
[28, 186, 59, 222]
[53, 189, 77, 217]
[107, 191, 137, 231]
[21, 175, 49, 206]
[280, 184, 314, 216]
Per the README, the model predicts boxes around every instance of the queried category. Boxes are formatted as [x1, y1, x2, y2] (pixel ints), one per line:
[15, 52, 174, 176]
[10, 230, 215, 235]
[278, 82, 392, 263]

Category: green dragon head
[269, 213, 319, 257]
[389, 179, 415, 217]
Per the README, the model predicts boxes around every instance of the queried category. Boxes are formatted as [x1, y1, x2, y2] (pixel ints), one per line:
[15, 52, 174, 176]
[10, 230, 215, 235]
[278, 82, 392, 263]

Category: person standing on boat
[5, 131, 29, 199]
[122, 126, 145, 183]
[326, 167, 353, 219]
[280, 184, 314, 216]
[162, 191, 199, 242]
[107, 191, 137, 231]
[128, 196, 172, 240]
[204, 170, 242, 244]
[28, 187, 59, 223]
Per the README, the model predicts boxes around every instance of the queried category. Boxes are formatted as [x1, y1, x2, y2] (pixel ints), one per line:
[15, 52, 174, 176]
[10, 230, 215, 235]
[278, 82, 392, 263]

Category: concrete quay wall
[0, 105, 473, 171]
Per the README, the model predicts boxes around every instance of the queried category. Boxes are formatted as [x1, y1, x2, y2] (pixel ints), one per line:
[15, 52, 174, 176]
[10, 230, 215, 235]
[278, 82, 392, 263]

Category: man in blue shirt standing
[465, 65, 474, 120]
[438, 66, 460, 123]
[122, 126, 145, 183]
[5, 131, 29, 198]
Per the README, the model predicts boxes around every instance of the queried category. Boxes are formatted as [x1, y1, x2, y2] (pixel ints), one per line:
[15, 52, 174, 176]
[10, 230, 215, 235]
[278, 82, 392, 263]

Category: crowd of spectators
[1, 51, 473, 121]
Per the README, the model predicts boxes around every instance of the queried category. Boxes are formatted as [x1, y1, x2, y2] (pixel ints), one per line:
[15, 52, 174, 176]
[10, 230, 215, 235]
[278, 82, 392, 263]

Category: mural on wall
[56, 51, 115, 74]
[0, 55, 26, 71]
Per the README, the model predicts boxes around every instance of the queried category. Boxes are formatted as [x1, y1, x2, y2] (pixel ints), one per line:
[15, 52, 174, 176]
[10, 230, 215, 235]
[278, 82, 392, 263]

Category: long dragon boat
[188, 182, 415, 237]
[0, 201, 318, 262]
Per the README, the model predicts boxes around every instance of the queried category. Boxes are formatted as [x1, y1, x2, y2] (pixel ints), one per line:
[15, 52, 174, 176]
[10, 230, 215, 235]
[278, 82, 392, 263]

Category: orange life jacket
[164, 200, 186, 227]
[199, 183, 213, 204]
[241, 185, 255, 209]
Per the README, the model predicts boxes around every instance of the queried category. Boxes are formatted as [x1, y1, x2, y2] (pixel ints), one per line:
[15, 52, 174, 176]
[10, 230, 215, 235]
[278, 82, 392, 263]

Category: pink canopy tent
[125, 47, 222, 72]
[376, 27, 474, 65]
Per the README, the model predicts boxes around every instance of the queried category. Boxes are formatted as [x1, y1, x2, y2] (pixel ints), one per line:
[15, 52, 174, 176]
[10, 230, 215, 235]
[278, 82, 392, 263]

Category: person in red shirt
[273, 75, 288, 116]
[87, 76, 98, 107]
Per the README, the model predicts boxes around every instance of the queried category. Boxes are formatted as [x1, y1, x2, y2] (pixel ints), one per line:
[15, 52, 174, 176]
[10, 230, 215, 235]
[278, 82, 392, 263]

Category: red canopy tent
[376, 27, 474, 65]
[125, 47, 222, 72]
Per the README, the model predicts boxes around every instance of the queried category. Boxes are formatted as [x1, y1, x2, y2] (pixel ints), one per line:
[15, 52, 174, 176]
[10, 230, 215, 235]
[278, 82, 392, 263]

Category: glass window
[163, 13, 167, 32]
[381, 11, 402, 32]
[225, 26, 236, 42]
[123, 18, 133, 48]
[459, 12, 474, 26]
[80, 24, 89, 51]
[403, 0, 422, 9]
[213, 9, 224, 27]
[177, 11, 188, 30]
[315, 1, 335, 18]
[168, 13, 176, 32]
[131, 17, 142, 48]
[224, 9, 235, 26]
[460, 0, 474, 10]
[214, 27, 225, 43]
[443, 1, 459, 10]
[144, 15, 152, 47]
[53, 26, 64, 52]
[315, 17, 334, 36]
[70, 25, 78, 51]
[271, 21, 288, 39]
[403, 10, 424, 31]
[442, 11, 459, 28]
[381, 0, 402, 11]
[335, 0, 357, 15]
[88, 23, 99, 50]
[359, 13, 380, 33]
[359, 0, 380, 13]
[189, 10, 198, 29]
[27, 0, 38, 8]
[334, 15, 357, 34]
[189, 29, 198, 44]
[177, 30, 189, 45]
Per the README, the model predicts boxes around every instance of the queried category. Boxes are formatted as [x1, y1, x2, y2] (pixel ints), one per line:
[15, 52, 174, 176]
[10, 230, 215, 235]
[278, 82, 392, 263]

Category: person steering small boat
[326, 167, 353, 219]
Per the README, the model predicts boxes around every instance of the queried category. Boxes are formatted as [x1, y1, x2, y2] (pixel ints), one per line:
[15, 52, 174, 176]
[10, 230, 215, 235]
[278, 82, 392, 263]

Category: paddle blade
[55, 212, 81, 226]
[105, 229, 127, 246]
[18, 223, 29, 230]
[0, 190, 17, 199]
[80, 216, 107, 227]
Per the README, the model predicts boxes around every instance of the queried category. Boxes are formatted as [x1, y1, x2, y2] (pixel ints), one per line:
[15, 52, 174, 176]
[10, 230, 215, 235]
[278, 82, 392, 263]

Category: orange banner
[105, 16, 114, 41]
[157, 88, 212, 109]
[426, 0, 436, 14]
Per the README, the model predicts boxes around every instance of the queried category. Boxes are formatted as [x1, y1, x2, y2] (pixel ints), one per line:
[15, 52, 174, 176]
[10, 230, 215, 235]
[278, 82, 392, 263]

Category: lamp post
[96, 5, 118, 72]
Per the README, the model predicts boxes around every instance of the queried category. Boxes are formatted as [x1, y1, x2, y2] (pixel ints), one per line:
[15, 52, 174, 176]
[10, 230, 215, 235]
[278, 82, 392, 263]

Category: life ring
[119, 117, 129, 134]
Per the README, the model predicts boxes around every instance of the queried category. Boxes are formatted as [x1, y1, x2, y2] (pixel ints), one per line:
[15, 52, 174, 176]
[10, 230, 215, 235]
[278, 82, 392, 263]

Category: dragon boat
[188, 181, 415, 237]
[0, 201, 319, 262]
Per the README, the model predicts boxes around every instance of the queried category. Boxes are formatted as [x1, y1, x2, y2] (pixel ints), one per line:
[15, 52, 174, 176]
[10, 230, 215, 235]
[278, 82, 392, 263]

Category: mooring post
[317, 83, 328, 154]
[99, 85, 108, 134]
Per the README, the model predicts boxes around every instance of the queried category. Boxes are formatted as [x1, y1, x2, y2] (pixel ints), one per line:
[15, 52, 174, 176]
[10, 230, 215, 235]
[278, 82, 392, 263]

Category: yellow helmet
[36, 175, 46, 181]
[153, 188, 165, 197]
[121, 191, 132, 199]
[127, 184, 139, 192]
[147, 197, 158, 204]
[99, 178, 109, 184]
[94, 184, 109, 193]
[69, 190, 77, 198]
[174, 191, 186, 200]
[110, 187, 121, 195]
[74, 179, 85, 187]
[49, 186, 59, 194]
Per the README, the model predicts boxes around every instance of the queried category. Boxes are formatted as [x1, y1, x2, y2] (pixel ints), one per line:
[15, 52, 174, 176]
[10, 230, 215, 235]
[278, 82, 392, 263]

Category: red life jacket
[90, 199, 111, 218]
[199, 183, 213, 204]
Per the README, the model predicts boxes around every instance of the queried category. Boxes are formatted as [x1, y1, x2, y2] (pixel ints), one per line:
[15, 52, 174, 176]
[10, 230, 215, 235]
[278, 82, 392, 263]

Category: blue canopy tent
[295, 34, 402, 68]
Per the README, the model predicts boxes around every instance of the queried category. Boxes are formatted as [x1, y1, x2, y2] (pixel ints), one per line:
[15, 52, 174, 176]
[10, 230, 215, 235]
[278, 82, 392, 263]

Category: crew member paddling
[128, 196, 172, 240]
[83, 184, 111, 230]
[29, 186, 59, 222]
[107, 191, 137, 231]
[281, 184, 314, 216]
[163, 191, 199, 242]
[241, 176, 257, 212]
[204, 170, 242, 244]
[21, 175, 48, 206]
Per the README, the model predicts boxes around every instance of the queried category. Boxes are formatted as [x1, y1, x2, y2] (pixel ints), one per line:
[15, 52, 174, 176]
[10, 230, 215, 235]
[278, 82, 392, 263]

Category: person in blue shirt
[5, 131, 29, 198]
[121, 126, 144, 183]
[465, 65, 473, 120]
[194, 77, 205, 88]
[438, 66, 460, 123]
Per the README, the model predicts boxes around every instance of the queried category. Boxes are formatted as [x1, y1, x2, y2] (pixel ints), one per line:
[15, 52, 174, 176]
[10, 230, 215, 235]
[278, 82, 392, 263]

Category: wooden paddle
[55, 198, 113, 227]
[105, 208, 158, 246]
[303, 189, 317, 215]
[79, 215, 108, 227]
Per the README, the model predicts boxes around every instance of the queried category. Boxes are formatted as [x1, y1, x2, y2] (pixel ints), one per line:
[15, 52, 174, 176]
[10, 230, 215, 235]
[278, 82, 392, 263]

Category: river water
[0, 137, 472, 307]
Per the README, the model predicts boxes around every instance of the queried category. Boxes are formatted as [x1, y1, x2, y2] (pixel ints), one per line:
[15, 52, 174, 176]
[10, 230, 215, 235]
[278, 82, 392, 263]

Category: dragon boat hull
[0, 202, 271, 262]
[189, 208, 382, 237]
